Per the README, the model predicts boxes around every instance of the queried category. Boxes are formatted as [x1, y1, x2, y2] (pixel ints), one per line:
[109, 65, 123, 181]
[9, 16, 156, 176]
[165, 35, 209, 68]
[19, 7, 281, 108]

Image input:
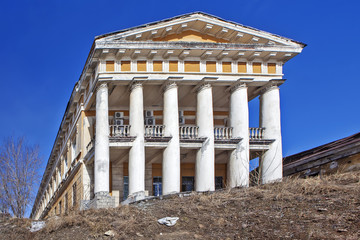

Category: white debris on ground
[29, 221, 45, 232]
[157, 217, 179, 227]
[104, 230, 115, 236]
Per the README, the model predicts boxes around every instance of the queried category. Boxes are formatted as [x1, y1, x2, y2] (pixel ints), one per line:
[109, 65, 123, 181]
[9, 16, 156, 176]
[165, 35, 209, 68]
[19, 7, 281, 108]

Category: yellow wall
[46, 164, 83, 218]
[153, 30, 229, 43]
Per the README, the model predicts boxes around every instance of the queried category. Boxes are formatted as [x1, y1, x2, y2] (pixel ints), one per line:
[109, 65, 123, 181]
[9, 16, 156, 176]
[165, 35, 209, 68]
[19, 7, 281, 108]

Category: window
[222, 62, 232, 73]
[252, 62, 262, 73]
[71, 137, 76, 162]
[268, 63, 276, 74]
[121, 61, 131, 71]
[64, 193, 68, 214]
[206, 61, 216, 72]
[123, 176, 129, 200]
[106, 61, 114, 72]
[238, 62, 247, 73]
[153, 176, 162, 196]
[215, 176, 223, 190]
[153, 61, 163, 72]
[181, 176, 194, 192]
[57, 167, 61, 186]
[72, 182, 77, 206]
[169, 61, 178, 72]
[63, 156, 68, 179]
[137, 61, 147, 71]
[184, 61, 200, 72]
[59, 201, 62, 215]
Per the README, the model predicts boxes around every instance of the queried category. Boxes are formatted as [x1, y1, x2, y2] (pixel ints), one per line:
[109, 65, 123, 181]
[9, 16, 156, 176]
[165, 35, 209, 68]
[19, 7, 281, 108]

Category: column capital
[195, 83, 212, 93]
[230, 82, 247, 93]
[129, 81, 143, 92]
[162, 81, 177, 93]
[96, 83, 108, 92]
[259, 80, 285, 95]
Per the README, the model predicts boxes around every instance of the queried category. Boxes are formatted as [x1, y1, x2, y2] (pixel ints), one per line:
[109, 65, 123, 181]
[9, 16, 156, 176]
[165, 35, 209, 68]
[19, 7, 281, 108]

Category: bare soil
[1, 170, 359, 239]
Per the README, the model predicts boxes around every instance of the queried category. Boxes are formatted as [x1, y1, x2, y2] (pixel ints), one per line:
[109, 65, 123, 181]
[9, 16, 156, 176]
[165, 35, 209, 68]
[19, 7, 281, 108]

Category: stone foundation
[88, 192, 116, 209]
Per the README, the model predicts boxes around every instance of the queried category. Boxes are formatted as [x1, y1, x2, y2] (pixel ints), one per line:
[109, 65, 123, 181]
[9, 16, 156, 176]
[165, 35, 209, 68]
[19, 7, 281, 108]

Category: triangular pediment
[97, 12, 305, 48]
[153, 30, 229, 43]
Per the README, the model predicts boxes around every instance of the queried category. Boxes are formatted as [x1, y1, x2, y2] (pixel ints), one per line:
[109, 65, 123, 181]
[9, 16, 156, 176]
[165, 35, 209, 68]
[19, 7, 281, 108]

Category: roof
[95, 12, 306, 47]
[283, 132, 360, 175]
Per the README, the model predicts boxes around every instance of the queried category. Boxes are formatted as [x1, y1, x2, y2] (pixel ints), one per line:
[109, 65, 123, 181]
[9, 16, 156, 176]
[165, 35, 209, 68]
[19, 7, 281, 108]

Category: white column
[129, 82, 145, 195]
[259, 84, 283, 183]
[195, 84, 215, 191]
[94, 83, 110, 194]
[228, 83, 249, 187]
[162, 83, 180, 195]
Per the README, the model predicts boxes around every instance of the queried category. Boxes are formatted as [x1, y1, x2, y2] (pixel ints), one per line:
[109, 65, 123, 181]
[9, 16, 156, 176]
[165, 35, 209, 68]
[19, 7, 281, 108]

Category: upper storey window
[106, 61, 114, 72]
[153, 61, 163, 72]
[222, 62, 232, 73]
[268, 63, 276, 74]
[169, 61, 178, 72]
[137, 61, 147, 71]
[184, 61, 200, 72]
[252, 62, 262, 73]
[238, 62, 247, 73]
[121, 61, 131, 71]
[206, 61, 216, 72]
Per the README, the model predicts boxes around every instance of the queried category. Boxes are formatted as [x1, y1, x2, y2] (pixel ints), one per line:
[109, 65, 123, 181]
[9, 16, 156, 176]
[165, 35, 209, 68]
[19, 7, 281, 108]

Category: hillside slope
[1, 170, 359, 239]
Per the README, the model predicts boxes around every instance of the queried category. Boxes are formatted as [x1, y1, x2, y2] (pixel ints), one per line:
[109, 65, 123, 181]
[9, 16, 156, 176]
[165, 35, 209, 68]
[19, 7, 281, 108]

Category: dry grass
[1, 170, 359, 239]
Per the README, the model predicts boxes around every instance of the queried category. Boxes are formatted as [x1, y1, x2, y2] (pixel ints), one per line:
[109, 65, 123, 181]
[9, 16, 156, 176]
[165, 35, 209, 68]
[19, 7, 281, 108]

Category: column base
[87, 192, 116, 209]
[121, 191, 148, 205]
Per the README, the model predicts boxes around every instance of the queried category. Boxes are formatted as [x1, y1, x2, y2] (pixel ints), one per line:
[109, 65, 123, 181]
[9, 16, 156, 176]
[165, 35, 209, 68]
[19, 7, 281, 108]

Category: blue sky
[0, 0, 359, 174]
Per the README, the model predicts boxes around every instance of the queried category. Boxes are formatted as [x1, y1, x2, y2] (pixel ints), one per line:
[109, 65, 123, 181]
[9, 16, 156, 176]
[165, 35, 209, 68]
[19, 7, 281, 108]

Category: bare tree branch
[0, 136, 42, 218]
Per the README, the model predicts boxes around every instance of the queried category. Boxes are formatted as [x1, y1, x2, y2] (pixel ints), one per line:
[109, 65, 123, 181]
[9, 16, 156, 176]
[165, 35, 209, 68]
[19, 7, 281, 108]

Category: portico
[92, 77, 284, 203]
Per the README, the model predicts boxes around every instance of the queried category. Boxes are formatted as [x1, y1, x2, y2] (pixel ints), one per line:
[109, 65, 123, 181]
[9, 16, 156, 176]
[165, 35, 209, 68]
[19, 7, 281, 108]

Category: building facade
[30, 12, 305, 219]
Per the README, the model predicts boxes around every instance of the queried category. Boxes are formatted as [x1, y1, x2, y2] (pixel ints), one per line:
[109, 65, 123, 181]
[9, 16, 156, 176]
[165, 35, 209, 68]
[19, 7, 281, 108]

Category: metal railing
[110, 125, 131, 137]
[145, 125, 165, 137]
[179, 126, 199, 139]
[214, 127, 233, 140]
[249, 127, 265, 140]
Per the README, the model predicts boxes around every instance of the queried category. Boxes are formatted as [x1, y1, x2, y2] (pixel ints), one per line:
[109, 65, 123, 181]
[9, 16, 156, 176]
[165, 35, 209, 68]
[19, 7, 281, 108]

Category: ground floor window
[215, 176, 223, 190]
[72, 183, 77, 206]
[64, 193, 68, 213]
[182, 176, 194, 192]
[153, 176, 162, 196]
[123, 176, 129, 200]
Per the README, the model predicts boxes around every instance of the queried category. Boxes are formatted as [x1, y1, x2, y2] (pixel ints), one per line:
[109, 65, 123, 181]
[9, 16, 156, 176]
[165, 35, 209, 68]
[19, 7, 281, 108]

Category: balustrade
[214, 127, 233, 140]
[145, 125, 165, 137]
[249, 127, 265, 140]
[110, 125, 131, 137]
[179, 126, 199, 139]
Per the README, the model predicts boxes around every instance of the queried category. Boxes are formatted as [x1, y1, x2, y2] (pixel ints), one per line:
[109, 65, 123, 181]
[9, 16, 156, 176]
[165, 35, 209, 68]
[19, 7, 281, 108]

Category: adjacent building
[30, 12, 305, 219]
[283, 132, 360, 177]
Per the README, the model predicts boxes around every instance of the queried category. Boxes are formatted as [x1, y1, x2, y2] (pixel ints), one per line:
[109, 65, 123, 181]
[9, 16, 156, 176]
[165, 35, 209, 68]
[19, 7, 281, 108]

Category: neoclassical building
[31, 12, 305, 219]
